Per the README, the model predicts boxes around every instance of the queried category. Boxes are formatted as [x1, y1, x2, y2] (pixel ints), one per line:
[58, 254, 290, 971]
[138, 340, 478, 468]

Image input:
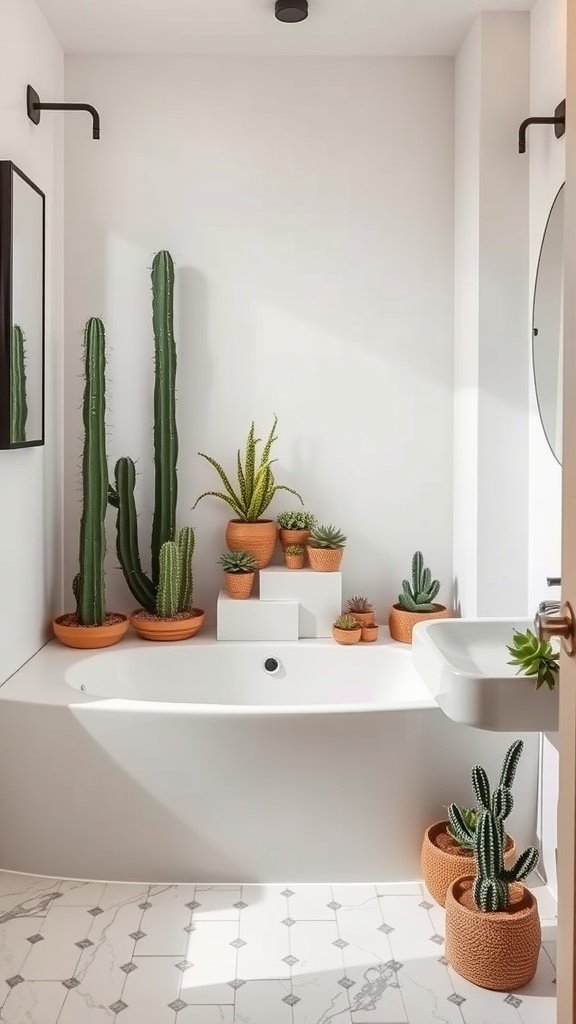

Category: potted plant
[445, 740, 541, 991]
[53, 319, 128, 650]
[219, 550, 258, 599]
[277, 510, 317, 550]
[284, 544, 306, 569]
[361, 622, 379, 643]
[346, 596, 374, 625]
[421, 740, 518, 908]
[332, 614, 361, 645]
[507, 628, 560, 690]
[194, 417, 303, 568]
[307, 524, 346, 572]
[389, 551, 450, 643]
[131, 529, 204, 641]
[109, 252, 203, 638]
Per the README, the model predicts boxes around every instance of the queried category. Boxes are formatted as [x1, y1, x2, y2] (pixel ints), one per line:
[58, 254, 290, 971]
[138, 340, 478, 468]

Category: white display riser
[259, 567, 342, 638]
[217, 590, 299, 642]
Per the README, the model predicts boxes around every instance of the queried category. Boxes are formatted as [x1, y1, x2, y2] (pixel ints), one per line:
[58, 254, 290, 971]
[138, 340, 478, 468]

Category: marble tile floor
[0, 871, 556, 1024]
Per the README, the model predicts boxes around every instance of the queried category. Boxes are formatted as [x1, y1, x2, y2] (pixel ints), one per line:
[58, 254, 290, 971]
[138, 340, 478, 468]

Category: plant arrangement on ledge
[444, 740, 541, 991]
[107, 251, 204, 642]
[131, 529, 204, 641]
[346, 595, 374, 626]
[307, 524, 346, 573]
[219, 550, 259, 600]
[194, 417, 303, 568]
[284, 544, 305, 570]
[421, 742, 518, 908]
[332, 614, 361, 646]
[507, 628, 559, 690]
[277, 509, 316, 550]
[53, 319, 128, 650]
[389, 550, 450, 643]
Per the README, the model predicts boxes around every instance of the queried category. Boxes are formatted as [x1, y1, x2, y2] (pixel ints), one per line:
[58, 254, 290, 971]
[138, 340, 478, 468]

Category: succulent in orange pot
[307, 525, 346, 572]
[388, 551, 450, 643]
[219, 549, 259, 600]
[346, 595, 374, 626]
[131, 529, 205, 641]
[277, 509, 317, 550]
[284, 544, 306, 570]
[332, 614, 361, 645]
[194, 417, 303, 569]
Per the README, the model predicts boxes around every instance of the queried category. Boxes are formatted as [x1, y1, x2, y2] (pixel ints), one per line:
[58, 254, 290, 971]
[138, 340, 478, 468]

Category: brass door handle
[535, 601, 576, 656]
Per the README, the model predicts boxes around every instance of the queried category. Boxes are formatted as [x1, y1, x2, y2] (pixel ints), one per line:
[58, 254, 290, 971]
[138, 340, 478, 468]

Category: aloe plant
[398, 551, 441, 612]
[347, 596, 373, 614]
[447, 740, 539, 912]
[219, 550, 258, 574]
[308, 524, 346, 549]
[10, 325, 28, 444]
[194, 417, 303, 522]
[507, 628, 559, 691]
[446, 807, 478, 848]
[77, 318, 108, 627]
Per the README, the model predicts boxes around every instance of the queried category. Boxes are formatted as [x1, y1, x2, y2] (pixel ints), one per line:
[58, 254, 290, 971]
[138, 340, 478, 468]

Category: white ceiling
[37, 0, 533, 57]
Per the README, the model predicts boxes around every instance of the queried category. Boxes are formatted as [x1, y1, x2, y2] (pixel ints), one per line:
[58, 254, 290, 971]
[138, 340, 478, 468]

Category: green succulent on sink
[507, 628, 559, 691]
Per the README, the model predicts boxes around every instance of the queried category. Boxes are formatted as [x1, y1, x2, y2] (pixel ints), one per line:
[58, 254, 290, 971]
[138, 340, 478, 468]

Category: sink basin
[412, 618, 559, 732]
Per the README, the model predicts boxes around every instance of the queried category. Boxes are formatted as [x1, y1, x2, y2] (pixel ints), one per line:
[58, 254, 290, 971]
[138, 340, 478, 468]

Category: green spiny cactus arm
[177, 527, 195, 613]
[472, 765, 491, 811]
[474, 877, 509, 913]
[400, 582, 420, 611]
[421, 567, 431, 594]
[412, 551, 424, 594]
[447, 804, 475, 847]
[10, 326, 28, 443]
[499, 739, 524, 791]
[78, 318, 107, 627]
[426, 579, 440, 603]
[503, 846, 539, 883]
[72, 574, 81, 616]
[114, 457, 156, 612]
[151, 251, 178, 587]
[492, 786, 514, 822]
[156, 541, 180, 618]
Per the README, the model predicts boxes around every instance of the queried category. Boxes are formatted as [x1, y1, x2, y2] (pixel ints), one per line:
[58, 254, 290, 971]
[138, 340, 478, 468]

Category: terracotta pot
[131, 609, 205, 642]
[307, 547, 344, 572]
[445, 877, 541, 991]
[388, 603, 450, 644]
[279, 528, 310, 550]
[284, 553, 305, 570]
[333, 625, 361, 645]
[53, 614, 129, 650]
[421, 821, 516, 908]
[226, 520, 277, 569]
[225, 572, 255, 600]
[350, 610, 375, 626]
[361, 623, 379, 643]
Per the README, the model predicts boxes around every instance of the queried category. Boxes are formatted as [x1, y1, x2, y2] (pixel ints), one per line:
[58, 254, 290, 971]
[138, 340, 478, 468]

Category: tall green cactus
[110, 251, 179, 611]
[10, 325, 28, 444]
[78, 318, 108, 627]
[156, 529, 195, 619]
[398, 550, 441, 612]
[448, 740, 539, 913]
[177, 527, 195, 613]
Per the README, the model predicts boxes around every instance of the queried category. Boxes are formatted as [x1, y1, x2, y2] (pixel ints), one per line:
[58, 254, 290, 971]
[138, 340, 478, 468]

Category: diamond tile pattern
[0, 877, 556, 1023]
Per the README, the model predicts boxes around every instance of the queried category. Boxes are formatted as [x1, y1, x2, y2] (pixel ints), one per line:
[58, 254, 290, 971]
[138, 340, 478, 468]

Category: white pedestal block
[217, 590, 299, 642]
[259, 568, 342, 638]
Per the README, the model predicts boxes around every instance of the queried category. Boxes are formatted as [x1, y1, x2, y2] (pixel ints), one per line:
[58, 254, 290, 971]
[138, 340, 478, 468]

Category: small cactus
[285, 544, 305, 555]
[219, 550, 258, 574]
[334, 614, 360, 631]
[308, 524, 346, 549]
[398, 551, 441, 612]
[156, 541, 181, 618]
[177, 527, 195, 614]
[277, 510, 316, 530]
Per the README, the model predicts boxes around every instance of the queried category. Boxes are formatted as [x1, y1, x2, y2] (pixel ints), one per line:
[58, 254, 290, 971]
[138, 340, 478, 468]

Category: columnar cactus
[448, 740, 539, 913]
[10, 325, 28, 444]
[177, 527, 195, 613]
[156, 528, 195, 619]
[78, 318, 108, 627]
[110, 251, 180, 611]
[398, 550, 441, 612]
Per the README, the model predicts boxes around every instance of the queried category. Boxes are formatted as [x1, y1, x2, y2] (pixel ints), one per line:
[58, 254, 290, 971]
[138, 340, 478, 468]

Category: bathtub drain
[263, 657, 280, 674]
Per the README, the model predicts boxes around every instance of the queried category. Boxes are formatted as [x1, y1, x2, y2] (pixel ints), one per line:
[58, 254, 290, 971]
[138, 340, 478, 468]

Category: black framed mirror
[533, 183, 564, 466]
[0, 161, 45, 449]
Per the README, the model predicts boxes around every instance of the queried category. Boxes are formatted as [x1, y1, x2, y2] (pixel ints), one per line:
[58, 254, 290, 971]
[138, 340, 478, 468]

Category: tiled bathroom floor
[0, 872, 556, 1024]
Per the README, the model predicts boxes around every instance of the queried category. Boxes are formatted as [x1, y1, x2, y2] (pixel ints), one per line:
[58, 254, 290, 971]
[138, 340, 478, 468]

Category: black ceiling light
[275, 1, 308, 23]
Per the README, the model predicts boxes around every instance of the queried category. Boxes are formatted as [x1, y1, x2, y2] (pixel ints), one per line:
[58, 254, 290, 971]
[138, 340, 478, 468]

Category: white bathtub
[0, 635, 539, 883]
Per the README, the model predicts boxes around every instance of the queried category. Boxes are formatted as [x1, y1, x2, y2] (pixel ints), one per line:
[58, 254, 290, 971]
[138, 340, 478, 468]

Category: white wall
[0, 0, 63, 681]
[63, 56, 454, 622]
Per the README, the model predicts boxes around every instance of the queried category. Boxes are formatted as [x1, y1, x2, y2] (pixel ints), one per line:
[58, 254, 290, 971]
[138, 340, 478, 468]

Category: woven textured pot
[279, 528, 310, 550]
[445, 877, 541, 991]
[333, 626, 361, 645]
[225, 573, 255, 600]
[350, 611, 375, 626]
[131, 609, 205, 642]
[53, 614, 129, 650]
[389, 603, 450, 643]
[307, 547, 344, 572]
[361, 623, 379, 643]
[226, 520, 277, 569]
[285, 553, 305, 570]
[421, 822, 516, 908]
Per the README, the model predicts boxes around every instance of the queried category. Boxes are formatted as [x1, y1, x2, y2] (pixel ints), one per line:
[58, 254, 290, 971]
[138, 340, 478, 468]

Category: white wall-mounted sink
[412, 618, 559, 732]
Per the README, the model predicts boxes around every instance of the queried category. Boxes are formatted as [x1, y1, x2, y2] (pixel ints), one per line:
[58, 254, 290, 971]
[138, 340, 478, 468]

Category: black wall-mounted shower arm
[518, 99, 565, 154]
[27, 85, 100, 140]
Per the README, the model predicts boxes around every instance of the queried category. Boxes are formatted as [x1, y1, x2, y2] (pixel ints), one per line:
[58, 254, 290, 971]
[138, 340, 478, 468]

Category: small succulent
[334, 614, 360, 631]
[446, 807, 479, 848]
[398, 551, 441, 612]
[347, 595, 373, 614]
[218, 550, 258, 574]
[308, 524, 346, 550]
[507, 628, 559, 691]
[285, 544, 305, 555]
[278, 510, 317, 530]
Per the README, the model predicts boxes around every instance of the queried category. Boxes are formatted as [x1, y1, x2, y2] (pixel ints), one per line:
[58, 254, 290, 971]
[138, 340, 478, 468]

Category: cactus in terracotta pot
[389, 550, 449, 643]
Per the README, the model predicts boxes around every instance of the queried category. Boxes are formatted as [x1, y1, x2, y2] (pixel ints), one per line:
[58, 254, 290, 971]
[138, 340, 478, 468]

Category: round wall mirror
[533, 184, 564, 465]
